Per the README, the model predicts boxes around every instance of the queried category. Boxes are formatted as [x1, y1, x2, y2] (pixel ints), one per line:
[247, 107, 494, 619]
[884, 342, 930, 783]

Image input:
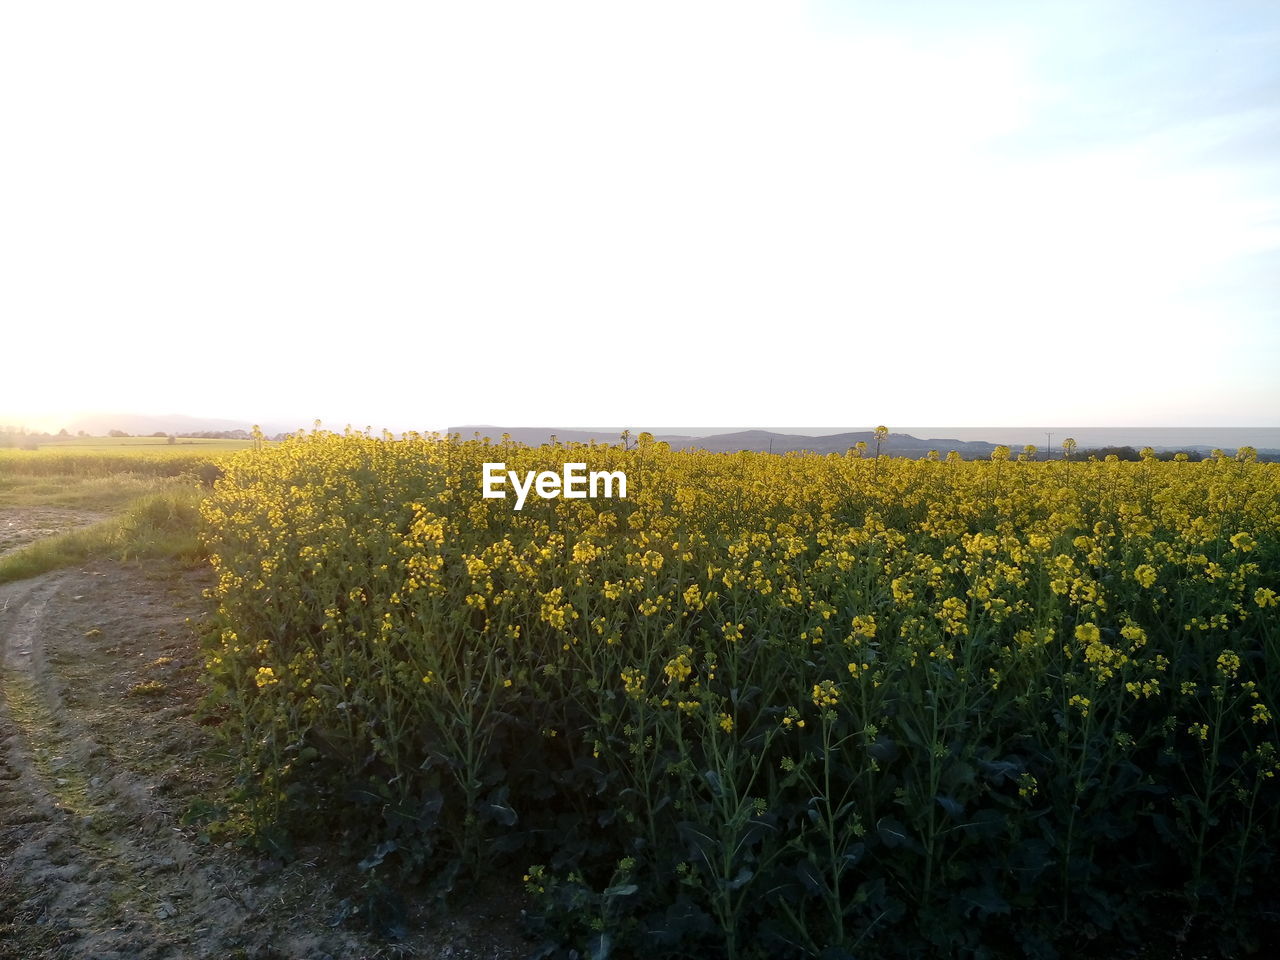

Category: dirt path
[0, 508, 107, 558]
[0, 559, 524, 960]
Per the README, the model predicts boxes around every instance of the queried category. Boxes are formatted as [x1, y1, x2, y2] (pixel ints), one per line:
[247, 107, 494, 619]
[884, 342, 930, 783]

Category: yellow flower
[1217, 649, 1241, 681]
[1074, 622, 1101, 645]
[1124, 680, 1159, 699]
[1120, 623, 1147, 647]
[621, 667, 645, 699]
[811, 680, 840, 709]
[1017, 773, 1038, 799]
[936, 596, 969, 635]
[1133, 564, 1158, 589]
[1230, 532, 1255, 552]
[663, 650, 693, 685]
[523, 865, 546, 894]
[849, 615, 877, 639]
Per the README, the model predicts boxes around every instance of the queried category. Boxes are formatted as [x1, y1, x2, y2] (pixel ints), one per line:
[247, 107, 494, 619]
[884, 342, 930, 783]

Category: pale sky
[3, 1, 1277, 432]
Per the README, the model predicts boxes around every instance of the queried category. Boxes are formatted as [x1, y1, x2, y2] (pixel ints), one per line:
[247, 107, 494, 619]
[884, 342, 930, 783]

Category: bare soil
[0, 552, 526, 960]
[0, 508, 106, 557]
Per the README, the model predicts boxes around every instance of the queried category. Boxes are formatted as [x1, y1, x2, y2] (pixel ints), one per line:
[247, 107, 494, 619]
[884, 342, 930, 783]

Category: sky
[2, 0, 1277, 433]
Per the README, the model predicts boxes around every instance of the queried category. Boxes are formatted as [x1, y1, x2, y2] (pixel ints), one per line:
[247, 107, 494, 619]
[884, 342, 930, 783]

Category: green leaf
[977, 758, 1021, 784]
[483, 802, 518, 827]
[796, 857, 825, 896]
[868, 735, 899, 762]
[587, 931, 612, 960]
[935, 794, 964, 819]
[956, 808, 1005, 839]
[726, 867, 753, 891]
[958, 884, 1011, 917]
[876, 816, 909, 848]
[357, 839, 398, 872]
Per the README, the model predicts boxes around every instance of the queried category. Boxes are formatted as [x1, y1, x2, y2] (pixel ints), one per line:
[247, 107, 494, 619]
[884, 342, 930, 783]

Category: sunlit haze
[3, 1, 1277, 432]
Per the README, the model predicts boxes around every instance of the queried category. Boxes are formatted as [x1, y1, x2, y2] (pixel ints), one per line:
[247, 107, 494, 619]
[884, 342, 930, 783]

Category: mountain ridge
[9, 415, 1276, 458]
[450, 425, 1004, 457]
[448, 426, 1280, 458]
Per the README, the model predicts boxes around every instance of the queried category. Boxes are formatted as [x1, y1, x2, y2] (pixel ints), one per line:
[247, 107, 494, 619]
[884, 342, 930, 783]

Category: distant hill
[60, 413, 304, 437]
[448, 426, 1003, 458]
[672, 429, 1001, 457]
[447, 426, 1280, 459]
[449, 425, 696, 447]
[19, 416, 1273, 460]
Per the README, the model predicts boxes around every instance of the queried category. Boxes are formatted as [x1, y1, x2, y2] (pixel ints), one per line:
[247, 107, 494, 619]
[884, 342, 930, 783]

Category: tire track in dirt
[0, 560, 525, 960]
[0, 570, 264, 959]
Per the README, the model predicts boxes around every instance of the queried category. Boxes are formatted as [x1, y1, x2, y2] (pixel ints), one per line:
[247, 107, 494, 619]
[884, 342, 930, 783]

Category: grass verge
[0, 489, 206, 584]
[0, 472, 209, 512]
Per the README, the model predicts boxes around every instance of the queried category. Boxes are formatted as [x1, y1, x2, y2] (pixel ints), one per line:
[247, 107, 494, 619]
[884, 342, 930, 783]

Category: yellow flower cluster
[664, 650, 693, 685]
[621, 667, 645, 699]
[812, 679, 840, 709]
[1133, 564, 1158, 589]
[198, 427, 1279, 858]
